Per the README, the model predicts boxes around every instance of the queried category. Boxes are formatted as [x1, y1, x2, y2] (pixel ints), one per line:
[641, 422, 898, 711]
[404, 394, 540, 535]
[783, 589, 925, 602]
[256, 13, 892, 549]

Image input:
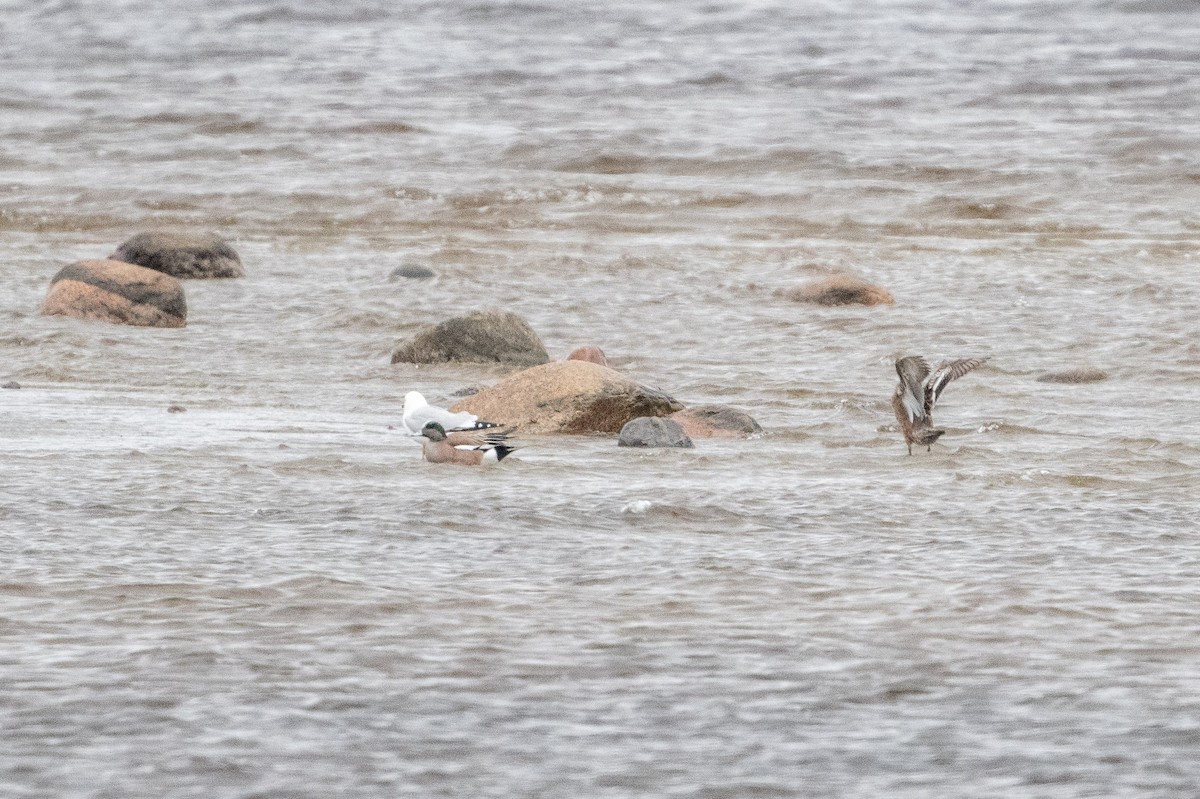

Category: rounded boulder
[391, 310, 550, 367]
[450, 360, 684, 434]
[565, 346, 609, 366]
[41, 259, 187, 328]
[669, 404, 763, 439]
[778, 275, 894, 306]
[109, 231, 244, 278]
[618, 416, 695, 449]
[390, 264, 435, 280]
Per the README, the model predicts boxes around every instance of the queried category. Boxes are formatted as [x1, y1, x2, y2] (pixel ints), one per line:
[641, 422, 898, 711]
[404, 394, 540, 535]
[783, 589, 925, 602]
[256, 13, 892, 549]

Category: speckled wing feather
[444, 428, 512, 449]
[894, 356, 931, 422]
[926, 358, 986, 411]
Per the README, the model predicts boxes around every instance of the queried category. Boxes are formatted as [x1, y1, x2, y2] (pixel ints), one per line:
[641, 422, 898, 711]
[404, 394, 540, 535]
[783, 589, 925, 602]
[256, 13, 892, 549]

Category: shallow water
[3, 1, 1200, 797]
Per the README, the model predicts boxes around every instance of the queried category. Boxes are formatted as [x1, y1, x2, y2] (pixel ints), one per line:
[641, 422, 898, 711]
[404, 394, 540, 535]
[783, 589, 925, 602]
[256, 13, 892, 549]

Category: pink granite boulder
[41, 259, 187, 328]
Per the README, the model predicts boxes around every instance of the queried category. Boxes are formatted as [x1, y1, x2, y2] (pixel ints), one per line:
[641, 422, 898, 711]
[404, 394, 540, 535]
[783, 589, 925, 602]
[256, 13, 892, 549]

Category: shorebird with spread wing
[891, 355, 986, 454]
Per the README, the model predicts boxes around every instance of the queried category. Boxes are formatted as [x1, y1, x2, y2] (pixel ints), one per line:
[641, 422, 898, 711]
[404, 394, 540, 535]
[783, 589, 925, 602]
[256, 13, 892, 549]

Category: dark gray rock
[2, 381, 19, 389]
[391, 310, 550, 367]
[618, 416, 695, 449]
[110, 232, 244, 279]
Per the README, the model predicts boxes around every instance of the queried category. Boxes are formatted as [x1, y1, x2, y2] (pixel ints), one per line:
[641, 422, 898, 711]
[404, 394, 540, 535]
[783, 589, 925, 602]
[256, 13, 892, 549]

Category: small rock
[670, 404, 763, 439]
[389, 264, 436, 280]
[565, 346, 608, 366]
[450, 360, 683, 434]
[110, 231, 244, 279]
[41, 259, 187, 328]
[167, 404, 187, 413]
[777, 275, 894, 306]
[2, 381, 20, 389]
[391, 310, 550, 367]
[618, 416, 695, 448]
[1036, 368, 1109, 384]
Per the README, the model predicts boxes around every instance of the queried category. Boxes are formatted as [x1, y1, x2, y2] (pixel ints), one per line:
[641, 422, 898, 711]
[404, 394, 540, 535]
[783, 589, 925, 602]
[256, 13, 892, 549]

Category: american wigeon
[419, 421, 515, 465]
[892, 355, 986, 454]
[402, 390, 498, 436]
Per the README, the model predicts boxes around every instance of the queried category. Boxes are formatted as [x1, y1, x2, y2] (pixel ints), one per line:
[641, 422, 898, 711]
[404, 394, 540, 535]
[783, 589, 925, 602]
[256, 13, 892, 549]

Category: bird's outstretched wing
[926, 358, 986, 411]
[894, 356, 931, 422]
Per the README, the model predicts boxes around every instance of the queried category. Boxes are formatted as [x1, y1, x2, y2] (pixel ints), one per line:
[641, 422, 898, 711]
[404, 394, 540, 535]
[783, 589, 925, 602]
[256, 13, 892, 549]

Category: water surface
[3, 1, 1200, 796]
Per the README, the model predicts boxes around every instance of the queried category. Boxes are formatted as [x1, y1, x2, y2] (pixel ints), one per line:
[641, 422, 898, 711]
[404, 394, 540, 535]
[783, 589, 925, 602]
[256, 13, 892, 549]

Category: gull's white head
[403, 391, 427, 412]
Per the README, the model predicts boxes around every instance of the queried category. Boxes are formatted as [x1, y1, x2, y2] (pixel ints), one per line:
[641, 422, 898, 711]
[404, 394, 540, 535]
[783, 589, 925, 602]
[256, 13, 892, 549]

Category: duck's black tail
[494, 445, 514, 462]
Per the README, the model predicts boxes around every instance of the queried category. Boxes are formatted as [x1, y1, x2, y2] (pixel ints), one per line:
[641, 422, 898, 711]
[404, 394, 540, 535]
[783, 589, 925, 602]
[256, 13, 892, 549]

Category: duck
[892, 355, 986, 454]
[401, 390, 498, 436]
[419, 421, 516, 465]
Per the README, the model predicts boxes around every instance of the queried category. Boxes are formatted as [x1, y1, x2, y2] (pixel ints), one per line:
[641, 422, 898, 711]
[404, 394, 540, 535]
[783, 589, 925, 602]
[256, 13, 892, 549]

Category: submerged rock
[1036, 368, 1109, 384]
[450, 360, 684, 434]
[778, 275, 894, 306]
[41, 259, 187, 328]
[2, 381, 20, 389]
[389, 264, 436, 280]
[110, 231, 244, 279]
[669, 404, 763, 439]
[618, 416, 695, 448]
[391, 310, 550, 367]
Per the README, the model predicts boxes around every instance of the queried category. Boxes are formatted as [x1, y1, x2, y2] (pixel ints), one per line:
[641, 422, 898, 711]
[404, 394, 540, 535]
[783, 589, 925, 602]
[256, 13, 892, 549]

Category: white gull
[401, 391, 497, 435]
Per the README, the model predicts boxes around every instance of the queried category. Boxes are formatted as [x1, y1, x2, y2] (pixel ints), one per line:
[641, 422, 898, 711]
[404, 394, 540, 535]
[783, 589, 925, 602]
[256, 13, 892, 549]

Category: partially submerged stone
[110, 231, 244, 278]
[778, 275, 894, 306]
[565, 346, 609, 366]
[41, 259, 187, 328]
[618, 416, 695, 448]
[1036, 368, 1108, 384]
[390, 264, 435, 280]
[669, 404, 763, 439]
[450, 360, 683, 434]
[391, 310, 550, 367]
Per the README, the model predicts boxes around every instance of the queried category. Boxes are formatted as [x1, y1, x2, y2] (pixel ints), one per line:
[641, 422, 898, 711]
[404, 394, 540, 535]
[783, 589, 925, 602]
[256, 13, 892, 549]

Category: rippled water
[4, 1, 1200, 796]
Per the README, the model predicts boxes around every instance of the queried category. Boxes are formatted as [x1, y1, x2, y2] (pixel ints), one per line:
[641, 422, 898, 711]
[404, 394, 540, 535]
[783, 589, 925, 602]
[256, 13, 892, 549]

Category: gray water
[4, 1, 1200, 796]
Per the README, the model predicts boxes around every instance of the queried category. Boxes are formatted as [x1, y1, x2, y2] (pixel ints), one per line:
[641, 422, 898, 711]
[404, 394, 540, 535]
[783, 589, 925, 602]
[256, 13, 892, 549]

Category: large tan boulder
[109, 231, 244, 278]
[41, 259, 187, 328]
[777, 275, 894, 306]
[669, 404, 763, 439]
[391, 310, 549, 367]
[450, 360, 683, 434]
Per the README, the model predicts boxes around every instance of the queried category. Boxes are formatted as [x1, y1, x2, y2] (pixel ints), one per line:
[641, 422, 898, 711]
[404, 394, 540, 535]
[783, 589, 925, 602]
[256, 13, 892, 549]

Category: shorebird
[401, 390, 498, 436]
[892, 355, 986, 454]
[419, 421, 515, 465]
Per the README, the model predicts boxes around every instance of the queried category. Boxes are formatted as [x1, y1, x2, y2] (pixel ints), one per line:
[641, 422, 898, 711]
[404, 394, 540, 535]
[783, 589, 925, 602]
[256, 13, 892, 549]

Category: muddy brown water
[3, 1, 1200, 796]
